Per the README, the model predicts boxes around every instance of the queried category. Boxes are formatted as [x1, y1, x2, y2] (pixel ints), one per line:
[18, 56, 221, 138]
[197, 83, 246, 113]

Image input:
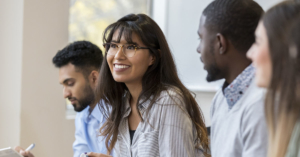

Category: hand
[86, 152, 112, 157]
[14, 146, 35, 157]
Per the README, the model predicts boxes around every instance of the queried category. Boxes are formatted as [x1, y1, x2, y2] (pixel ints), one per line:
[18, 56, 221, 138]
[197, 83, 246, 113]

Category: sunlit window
[69, 0, 151, 50]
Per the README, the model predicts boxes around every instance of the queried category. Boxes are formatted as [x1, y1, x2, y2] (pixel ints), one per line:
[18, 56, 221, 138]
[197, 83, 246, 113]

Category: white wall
[20, 0, 74, 156]
[259, 0, 284, 10]
[0, 0, 75, 156]
[0, 0, 24, 148]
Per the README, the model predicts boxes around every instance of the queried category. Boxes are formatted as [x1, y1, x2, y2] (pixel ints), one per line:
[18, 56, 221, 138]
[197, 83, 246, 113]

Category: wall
[0, 0, 23, 148]
[19, 0, 75, 156]
[0, 0, 75, 156]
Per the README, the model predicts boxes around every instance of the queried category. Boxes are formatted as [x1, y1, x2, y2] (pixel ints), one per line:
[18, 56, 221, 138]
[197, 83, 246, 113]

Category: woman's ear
[149, 50, 158, 66]
[149, 56, 155, 66]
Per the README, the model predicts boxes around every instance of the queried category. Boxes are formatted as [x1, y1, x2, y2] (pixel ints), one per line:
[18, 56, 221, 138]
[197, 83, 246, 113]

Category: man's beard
[72, 84, 95, 112]
[206, 62, 222, 82]
[205, 44, 222, 82]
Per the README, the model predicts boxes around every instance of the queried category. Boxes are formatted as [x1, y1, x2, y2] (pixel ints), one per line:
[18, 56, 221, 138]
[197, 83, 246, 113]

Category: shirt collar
[223, 64, 255, 109]
[123, 92, 151, 118]
[90, 103, 103, 122]
[82, 103, 103, 123]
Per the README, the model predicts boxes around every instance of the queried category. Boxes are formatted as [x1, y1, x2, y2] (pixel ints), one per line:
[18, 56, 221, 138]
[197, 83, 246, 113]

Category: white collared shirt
[210, 80, 268, 157]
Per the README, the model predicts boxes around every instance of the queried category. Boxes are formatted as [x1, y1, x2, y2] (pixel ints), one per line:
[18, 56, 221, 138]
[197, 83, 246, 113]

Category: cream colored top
[285, 120, 300, 157]
[113, 87, 204, 157]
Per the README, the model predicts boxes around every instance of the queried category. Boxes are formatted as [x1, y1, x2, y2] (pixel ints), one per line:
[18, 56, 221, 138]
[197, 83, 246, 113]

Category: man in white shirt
[197, 0, 268, 156]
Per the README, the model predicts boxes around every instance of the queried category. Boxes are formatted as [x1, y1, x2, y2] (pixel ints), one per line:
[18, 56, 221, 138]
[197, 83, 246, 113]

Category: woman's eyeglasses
[103, 43, 150, 58]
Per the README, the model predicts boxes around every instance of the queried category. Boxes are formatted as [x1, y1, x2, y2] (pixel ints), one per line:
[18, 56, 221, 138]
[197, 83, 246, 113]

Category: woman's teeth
[115, 65, 129, 69]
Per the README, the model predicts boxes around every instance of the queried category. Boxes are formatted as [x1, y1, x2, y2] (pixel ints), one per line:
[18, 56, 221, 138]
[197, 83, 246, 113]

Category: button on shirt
[73, 104, 107, 157]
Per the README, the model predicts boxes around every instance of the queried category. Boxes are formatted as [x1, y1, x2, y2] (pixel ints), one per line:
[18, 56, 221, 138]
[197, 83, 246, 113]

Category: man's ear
[89, 70, 99, 87]
[216, 33, 227, 54]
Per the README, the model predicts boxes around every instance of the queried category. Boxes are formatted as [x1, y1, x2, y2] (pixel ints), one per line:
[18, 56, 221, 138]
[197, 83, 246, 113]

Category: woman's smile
[113, 63, 131, 72]
[106, 29, 154, 84]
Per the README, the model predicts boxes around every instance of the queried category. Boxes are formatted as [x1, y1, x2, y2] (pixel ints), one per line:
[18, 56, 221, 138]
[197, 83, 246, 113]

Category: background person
[246, 1, 300, 157]
[197, 0, 268, 156]
[15, 41, 110, 157]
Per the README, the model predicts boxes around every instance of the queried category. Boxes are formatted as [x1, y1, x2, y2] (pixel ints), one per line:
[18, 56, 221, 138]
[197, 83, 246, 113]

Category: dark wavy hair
[203, 0, 264, 53]
[261, 1, 300, 157]
[94, 14, 210, 156]
[52, 40, 103, 76]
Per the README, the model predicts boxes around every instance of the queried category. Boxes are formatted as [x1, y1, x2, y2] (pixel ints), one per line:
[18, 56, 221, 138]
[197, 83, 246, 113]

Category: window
[69, 0, 151, 50]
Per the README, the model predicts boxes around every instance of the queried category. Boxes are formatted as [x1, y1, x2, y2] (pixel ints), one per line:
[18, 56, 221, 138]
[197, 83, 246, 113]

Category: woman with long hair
[246, 1, 300, 157]
[93, 14, 210, 157]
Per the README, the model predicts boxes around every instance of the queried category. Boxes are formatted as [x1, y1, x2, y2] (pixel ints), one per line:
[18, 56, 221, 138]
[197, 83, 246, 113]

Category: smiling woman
[106, 30, 154, 84]
[94, 14, 210, 157]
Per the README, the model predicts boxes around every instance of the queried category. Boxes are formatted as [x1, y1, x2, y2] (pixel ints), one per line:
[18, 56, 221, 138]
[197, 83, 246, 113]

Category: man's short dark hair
[203, 0, 264, 52]
[52, 40, 103, 76]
